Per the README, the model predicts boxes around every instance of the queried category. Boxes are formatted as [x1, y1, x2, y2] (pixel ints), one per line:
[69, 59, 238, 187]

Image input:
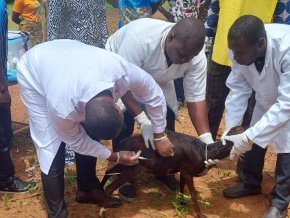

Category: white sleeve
[183, 49, 207, 102]
[48, 105, 111, 160]
[245, 51, 290, 147]
[225, 52, 253, 127]
[126, 62, 167, 133]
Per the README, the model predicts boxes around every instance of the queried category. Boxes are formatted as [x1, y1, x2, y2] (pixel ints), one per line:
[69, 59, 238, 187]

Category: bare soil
[0, 10, 285, 218]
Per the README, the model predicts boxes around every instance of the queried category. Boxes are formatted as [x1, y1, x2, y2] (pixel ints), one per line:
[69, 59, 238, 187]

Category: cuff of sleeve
[152, 125, 166, 134]
[98, 148, 112, 160]
[185, 95, 205, 103]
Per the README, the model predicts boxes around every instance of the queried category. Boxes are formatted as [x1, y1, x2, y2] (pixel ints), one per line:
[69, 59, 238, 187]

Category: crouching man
[16, 39, 174, 218]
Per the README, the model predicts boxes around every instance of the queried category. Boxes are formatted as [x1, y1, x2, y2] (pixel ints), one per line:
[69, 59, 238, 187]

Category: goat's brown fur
[100, 126, 245, 218]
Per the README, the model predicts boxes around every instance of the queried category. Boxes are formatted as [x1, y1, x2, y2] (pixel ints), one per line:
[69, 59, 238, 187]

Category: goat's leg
[100, 166, 143, 218]
[100, 165, 123, 189]
[184, 174, 206, 218]
[180, 174, 185, 194]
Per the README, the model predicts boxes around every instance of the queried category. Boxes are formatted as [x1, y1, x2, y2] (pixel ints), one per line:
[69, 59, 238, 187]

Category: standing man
[0, 0, 36, 193]
[106, 17, 215, 201]
[222, 15, 290, 218]
[16, 39, 173, 217]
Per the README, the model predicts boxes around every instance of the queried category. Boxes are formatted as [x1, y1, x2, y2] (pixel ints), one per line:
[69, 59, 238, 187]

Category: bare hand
[0, 89, 11, 110]
[155, 137, 175, 157]
[118, 150, 141, 166]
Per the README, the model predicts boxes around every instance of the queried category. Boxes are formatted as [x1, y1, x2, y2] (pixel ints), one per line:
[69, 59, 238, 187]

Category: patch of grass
[172, 192, 193, 217]
[148, 190, 164, 207]
[2, 194, 9, 206]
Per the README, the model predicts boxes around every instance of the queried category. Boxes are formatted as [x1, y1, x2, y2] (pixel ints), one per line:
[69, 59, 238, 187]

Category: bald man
[105, 17, 215, 201]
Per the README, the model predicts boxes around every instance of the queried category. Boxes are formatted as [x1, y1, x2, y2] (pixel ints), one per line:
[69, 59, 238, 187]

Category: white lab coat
[16, 40, 167, 174]
[105, 18, 207, 119]
[225, 24, 290, 153]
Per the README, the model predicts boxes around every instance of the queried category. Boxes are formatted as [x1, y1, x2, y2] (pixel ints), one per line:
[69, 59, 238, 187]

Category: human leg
[0, 108, 36, 193]
[41, 142, 67, 218]
[206, 60, 231, 140]
[223, 144, 265, 198]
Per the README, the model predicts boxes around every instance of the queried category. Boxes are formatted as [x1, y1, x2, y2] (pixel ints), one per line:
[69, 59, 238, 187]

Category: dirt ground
[0, 10, 286, 218]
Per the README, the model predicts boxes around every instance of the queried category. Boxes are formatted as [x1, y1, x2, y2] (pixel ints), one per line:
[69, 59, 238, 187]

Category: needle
[138, 156, 151, 160]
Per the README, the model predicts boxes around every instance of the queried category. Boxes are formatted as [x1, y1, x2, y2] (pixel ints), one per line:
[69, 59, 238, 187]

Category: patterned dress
[168, 0, 200, 22]
[46, 0, 108, 48]
[274, 0, 290, 24]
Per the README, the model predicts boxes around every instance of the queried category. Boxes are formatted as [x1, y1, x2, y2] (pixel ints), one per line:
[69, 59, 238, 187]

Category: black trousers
[41, 123, 102, 218]
[243, 144, 290, 210]
[0, 108, 14, 186]
[112, 106, 175, 151]
[174, 78, 185, 103]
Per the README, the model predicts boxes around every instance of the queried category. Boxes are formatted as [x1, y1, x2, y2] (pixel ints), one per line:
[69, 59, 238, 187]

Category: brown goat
[99, 126, 245, 218]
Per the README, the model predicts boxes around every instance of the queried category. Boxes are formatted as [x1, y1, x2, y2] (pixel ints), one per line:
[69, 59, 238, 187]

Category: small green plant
[27, 148, 35, 156]
[172, 192, 192, 217]
[197, 199, 210, 208]
[2, 194, 9, 206]
[26, 183, 37, 194]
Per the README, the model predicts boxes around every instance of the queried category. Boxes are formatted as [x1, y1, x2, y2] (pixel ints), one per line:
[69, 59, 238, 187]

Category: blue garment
[274, 0, 290, 24]
[118, 0, 160, 28]
[0, 1, 14, 186]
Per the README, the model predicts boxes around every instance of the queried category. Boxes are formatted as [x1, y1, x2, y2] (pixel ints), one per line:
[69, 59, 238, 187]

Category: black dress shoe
[76, 188, 122, 208]
[0, 178, 36, 193]
[262, 207, 287, 218]
[223, 183, 261, 198]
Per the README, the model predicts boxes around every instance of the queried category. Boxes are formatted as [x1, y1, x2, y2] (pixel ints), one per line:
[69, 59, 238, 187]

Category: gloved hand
[224, 132, 253, 160]
[221, 125, 234, 145]
[204, 159, 220, 167]
[134, 111, 155, 149]
[199, 132, 214, 144]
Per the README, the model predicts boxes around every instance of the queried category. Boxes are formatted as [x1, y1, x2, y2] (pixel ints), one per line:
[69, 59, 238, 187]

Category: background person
[0, 0, 36, 193]
[12, 0, 45, 47]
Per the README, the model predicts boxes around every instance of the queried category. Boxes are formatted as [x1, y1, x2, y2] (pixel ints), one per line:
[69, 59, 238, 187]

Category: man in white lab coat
[221, 15, 290, 218]
[105, 17, 215, 201]
[16, 39, 173, 218]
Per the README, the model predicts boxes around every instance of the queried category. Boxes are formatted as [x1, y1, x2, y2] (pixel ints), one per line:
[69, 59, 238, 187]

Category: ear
[167, 33, 175, 43]
[257, 38, 266, 49]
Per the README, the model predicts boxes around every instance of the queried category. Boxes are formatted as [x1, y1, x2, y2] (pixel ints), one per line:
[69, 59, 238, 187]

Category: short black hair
[228, 15, 266, 45]
[85, 100, 123, 140]
[171, 17, 206, 52]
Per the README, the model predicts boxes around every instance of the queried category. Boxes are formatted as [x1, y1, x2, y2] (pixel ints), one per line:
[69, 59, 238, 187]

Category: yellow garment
[13, 0, 41, 23]
[212, 0, 276, 66]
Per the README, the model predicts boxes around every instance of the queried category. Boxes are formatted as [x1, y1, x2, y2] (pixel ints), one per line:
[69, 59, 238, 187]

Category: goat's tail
[100, 164, 123, 189]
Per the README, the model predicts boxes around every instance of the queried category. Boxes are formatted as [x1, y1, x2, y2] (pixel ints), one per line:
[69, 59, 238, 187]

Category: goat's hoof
[99, 207, 107, 218]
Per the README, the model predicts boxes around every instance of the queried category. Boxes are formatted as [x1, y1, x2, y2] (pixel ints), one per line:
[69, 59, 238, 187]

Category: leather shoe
[118, 182, 137, 202]
[76, 188, 122, 208]
[223, 183, 261, 198]
[262, 207, 287, 218]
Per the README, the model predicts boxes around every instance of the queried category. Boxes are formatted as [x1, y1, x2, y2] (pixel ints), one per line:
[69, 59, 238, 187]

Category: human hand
[204, 159, 220, 167]
[117, 150, 141, 166]
[134, 111, 155, 149]
[221, 125, 234, 145]
[199, 132, 214, 144]
[154, 134, 175, 157]
[224, 132, 253, 160]
[0, 88, 11, 110]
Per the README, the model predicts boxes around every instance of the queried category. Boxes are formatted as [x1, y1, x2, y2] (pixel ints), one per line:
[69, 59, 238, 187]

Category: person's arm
[184, 50, 213, 143]
[12, 11, 21, 24]
[0, 7, 11, 110]
[151, 0, 163, 15]
[157, 5, 175, 22]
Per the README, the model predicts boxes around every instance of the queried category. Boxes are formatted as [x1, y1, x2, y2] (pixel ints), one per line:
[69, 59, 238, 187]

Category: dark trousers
[243, 144, 290, 210]
[41, 124, 102, 218]
[206, 60, 255, 140]
[0, 108, 14, 186]
[112, 106, 175, 152]
[174, 78, 185, 103]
